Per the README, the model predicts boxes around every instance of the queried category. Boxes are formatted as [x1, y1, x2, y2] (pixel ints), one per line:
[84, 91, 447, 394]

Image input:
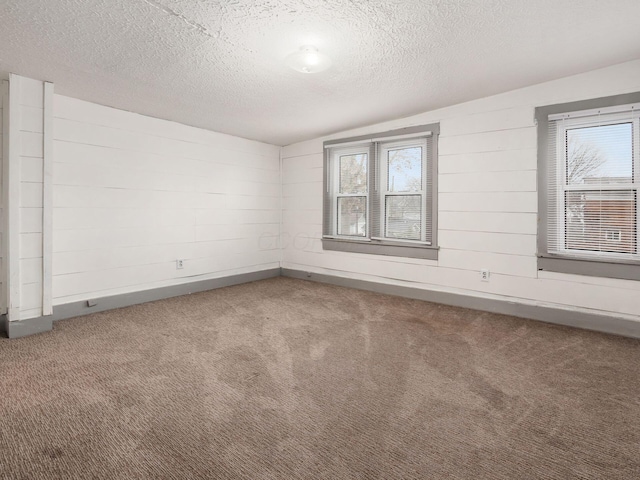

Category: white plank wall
[52, 96, 280, 305]
[18, 76, 46, 320]
[281, 60, 640, 321]
[0, 75, 49, 321]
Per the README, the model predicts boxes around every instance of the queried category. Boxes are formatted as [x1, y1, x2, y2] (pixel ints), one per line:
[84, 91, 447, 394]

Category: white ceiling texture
[1, 1, 639, 145]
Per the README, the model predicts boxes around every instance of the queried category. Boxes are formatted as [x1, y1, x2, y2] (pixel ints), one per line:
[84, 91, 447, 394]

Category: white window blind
[547, 107, 640, 262]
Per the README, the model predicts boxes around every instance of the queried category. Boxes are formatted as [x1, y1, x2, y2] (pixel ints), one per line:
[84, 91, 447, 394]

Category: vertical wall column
[2, 74, 53, 338]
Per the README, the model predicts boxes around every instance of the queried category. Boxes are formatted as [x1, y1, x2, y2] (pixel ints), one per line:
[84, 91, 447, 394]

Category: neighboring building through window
[536, 92, 640, 280]
[322, 124, 439, 260]
[604, 230, 623, 243]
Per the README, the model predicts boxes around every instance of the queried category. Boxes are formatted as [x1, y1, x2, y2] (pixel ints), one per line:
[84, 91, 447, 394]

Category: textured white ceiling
[1, 0, 639, 145]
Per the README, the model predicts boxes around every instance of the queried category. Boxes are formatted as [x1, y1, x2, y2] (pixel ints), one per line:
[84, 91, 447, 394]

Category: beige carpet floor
[1, 277, 639, 479]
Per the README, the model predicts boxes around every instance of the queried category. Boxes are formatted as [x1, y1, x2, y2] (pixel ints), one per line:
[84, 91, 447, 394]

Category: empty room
[1, 1, 639, 478]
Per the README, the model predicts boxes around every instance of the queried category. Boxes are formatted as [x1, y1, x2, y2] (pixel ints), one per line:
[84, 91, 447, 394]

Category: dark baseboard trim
[5, 266, 638, 340]
[2, 268, 281, 338]
[281, 268, 640, 339]
[1, 315, 53, 339]
[51, 268, 281, 322]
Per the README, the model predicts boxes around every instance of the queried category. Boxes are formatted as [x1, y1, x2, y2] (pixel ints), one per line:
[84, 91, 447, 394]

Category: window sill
[538, 255, 640, 281]
[322, 237, 439, 260]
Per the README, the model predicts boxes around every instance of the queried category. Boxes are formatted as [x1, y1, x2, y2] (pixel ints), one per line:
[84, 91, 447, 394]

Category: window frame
[536, 91, 640, 281]
[332, 145, 370, 239]
[555, 113, 639, 261]
[322, 124, 439, 260]
[377, 137, 429, 244]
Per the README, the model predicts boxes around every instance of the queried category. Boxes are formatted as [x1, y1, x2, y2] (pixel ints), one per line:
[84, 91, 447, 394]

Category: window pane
[385, 195, 421, 240]
[339, 154, 367, 194]
[387, 147, 422, 192]
[566, 123, 633, 185]
[565, 190, 636, 254]
[337, 196, 366, 236]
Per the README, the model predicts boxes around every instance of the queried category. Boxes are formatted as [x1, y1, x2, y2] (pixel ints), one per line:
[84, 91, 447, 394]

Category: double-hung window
[537, 93, 640, 280]
[322, 124, 439, 260]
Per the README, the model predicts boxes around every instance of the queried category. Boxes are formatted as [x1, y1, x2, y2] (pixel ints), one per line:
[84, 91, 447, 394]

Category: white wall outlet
[480, 269, 490, 282]
[176, 259, 184, 269]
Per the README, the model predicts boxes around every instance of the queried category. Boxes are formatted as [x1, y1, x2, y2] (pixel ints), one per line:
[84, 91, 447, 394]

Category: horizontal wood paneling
[438, 231, 537, 256]
[439, 149, 537, 174]
[281, 61, 640, 322]
[19, 105, 44, 133]
[54, 95, 280, 158]
[18, 77, 43, 108]
[439, 170, 536, 193]
[21, 156, 44, 182]
[20, 233, 42, 259]
[54, 117, 280, 170]
[439, 212, 537, 235]
[437, 249, 537, 278]
[52, 258, 279, 299]
[282, 181, 324, 199]
[14, 77, 46, 320]
[52, 95, 280, 304]
[439, 192, 537, 213]
[439, 107, 534, 137]
[20, 131, 43, 158]
[439, 127, 536, 156]
[19, 207, 43, 233]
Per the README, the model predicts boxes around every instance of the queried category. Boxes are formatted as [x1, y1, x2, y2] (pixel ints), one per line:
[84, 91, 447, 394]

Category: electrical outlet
[480, 269, 490, 282]
[176, 259, 184, 269]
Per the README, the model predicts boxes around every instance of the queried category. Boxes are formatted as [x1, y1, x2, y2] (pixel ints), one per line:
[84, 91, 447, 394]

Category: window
[605, 230, 622, 242]
[322, 124, 439, 260]
[536, 92, 640, 280]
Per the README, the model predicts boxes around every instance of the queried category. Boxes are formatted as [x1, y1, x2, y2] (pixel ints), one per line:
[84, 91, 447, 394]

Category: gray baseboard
[281, 268, 640, 339]
[51, 268, 281, 322]
[1, 315, 53, 339]
[2, 268, 281, 339]
[4, 266, 638, 340]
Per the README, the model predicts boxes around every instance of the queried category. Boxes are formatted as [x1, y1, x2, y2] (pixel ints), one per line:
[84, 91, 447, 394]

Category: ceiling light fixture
[285, 45, 332, 74]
